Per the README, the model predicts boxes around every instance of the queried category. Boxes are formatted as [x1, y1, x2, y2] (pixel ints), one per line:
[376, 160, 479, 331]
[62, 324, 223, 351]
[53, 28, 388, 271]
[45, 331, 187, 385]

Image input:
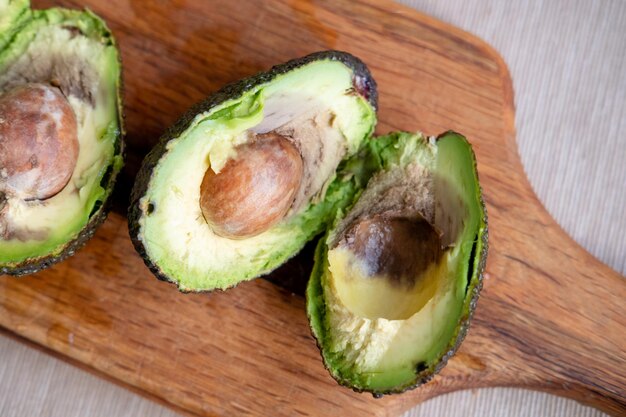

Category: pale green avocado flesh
[0, 0, 29, 50]
[307, 132, 487, 393]
[136, 59, 376, 291]
[0, 3, 123, 269]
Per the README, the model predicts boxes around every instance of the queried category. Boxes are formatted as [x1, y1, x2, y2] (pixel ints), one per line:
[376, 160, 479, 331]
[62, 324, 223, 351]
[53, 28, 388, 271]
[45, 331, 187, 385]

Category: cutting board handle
[494, 219, 625, 413]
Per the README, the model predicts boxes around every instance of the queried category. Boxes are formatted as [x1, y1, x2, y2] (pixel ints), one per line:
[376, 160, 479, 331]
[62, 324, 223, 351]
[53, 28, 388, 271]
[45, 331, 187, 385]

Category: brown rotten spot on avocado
[0, 36, 101, 107]
[0, 191, 6, 212]
[353, 73, 375, 104]
[273, 109, 345, 211]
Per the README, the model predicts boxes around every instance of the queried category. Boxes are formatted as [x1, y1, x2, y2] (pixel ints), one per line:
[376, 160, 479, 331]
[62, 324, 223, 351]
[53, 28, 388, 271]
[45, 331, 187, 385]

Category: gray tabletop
[1, 0, 624, 416]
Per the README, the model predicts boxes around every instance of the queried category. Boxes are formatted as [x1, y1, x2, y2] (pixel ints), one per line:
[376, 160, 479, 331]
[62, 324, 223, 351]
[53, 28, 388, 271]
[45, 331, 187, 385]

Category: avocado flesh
[0, 5, 123, 273]
[133, 54, 376, 291]
[307, 132, 487, 393]
[0, 0, 29, 50]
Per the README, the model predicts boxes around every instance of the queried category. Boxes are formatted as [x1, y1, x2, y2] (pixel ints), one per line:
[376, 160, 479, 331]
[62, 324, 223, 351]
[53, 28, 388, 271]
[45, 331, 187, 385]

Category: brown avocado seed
[200, 132, 303, 239]
[343, 213, 444, 287]
[0, 83, 79, 201]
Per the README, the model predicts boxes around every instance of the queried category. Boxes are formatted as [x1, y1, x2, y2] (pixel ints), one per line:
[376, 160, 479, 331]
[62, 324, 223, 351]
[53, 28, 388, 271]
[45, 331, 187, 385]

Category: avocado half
[0, 1, 124, 275]
[306, 131, 488, 394]
[129, 51, 377, 291]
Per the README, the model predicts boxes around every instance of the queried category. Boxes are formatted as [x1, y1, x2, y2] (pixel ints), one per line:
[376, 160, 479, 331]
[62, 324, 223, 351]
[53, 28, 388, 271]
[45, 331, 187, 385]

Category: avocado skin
[306, 131, 488, 396]
[128, 50, 378, 289]
[1, 9, 125, 277]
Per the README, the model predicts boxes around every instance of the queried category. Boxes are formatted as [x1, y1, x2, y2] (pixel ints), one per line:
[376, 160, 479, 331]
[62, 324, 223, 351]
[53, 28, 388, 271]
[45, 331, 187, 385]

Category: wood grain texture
[1, 0, 625, 416]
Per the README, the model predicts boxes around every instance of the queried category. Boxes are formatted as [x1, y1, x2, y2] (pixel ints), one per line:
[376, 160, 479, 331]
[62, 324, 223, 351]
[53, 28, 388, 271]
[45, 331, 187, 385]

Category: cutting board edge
[0, 327, 208, 417]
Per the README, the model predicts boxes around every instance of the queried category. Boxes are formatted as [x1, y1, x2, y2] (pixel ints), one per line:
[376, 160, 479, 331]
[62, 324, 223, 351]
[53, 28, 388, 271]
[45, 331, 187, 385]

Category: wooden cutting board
[2, 0, 625, 416]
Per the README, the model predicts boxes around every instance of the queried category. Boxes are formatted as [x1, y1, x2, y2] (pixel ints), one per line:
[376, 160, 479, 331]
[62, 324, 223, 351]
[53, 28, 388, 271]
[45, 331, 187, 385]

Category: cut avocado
[129, 51, 377, 292]
[307, 131, 488, 394]
[0, 1, 124, 275]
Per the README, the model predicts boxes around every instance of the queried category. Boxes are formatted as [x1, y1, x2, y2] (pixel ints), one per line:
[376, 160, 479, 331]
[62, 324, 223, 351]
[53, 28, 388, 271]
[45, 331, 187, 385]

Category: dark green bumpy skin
[1, 5, 125, 276]
[128, 50, 378, 287]
[306, 131, 488, 396]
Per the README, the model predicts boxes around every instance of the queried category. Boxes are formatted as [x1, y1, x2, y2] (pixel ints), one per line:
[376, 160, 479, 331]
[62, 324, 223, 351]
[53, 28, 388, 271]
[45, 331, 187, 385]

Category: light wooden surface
[1, 0, 623, 416]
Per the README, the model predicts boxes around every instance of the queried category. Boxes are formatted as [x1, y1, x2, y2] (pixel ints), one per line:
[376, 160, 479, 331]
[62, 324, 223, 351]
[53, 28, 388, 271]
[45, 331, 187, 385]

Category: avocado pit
[329, 211, 445, 321]
[0, 83, 79, 201]
[200, 132, 303, 239]
[342, 213, 444, 287]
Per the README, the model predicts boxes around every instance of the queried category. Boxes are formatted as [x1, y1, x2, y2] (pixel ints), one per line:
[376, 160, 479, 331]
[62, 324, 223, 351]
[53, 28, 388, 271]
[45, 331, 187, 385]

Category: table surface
[1, 0, 624, 416]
